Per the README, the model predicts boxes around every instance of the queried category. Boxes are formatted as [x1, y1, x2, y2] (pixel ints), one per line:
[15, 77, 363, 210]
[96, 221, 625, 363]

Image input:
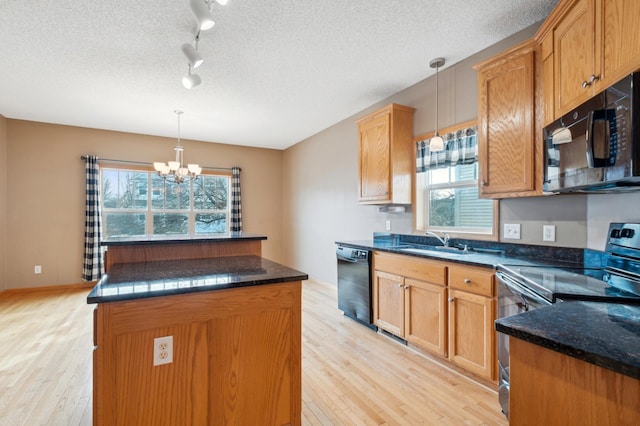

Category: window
[101, 168, 230, 238]
[415, 125, 496, 237]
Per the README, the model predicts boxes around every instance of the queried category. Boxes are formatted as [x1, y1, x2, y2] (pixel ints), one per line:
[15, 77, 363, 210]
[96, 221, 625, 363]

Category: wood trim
[473, 38, 536, 72]
[534, 0, 582, 42]
[0, 281, 96, 297]
[356, 103, 416, 125]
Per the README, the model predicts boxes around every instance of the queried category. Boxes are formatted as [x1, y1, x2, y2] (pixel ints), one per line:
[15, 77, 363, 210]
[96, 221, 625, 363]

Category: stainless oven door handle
[496, 272, 552, 307]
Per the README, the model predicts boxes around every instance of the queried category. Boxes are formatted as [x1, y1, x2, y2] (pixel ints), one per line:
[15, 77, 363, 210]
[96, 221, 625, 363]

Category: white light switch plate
[543, 225, 556, 242]
[504, 223, 521, 240]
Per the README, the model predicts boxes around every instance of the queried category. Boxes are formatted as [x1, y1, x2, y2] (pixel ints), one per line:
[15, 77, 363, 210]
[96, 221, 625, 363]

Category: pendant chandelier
[154, 110, 202, 184]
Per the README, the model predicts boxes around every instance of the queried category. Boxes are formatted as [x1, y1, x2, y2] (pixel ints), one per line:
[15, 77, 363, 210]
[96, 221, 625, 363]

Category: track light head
[181, 43, 204, 68]
[182, 68, 202, 89]
[189, 0, 215, 31]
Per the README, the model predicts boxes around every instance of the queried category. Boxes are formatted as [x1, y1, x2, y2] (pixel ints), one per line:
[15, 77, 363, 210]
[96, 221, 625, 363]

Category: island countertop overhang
[87, 255, 308, 304]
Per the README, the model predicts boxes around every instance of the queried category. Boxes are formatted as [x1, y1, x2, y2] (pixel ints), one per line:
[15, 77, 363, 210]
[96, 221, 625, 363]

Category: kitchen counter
[496, 301, 640, 379]
[338, 234, 639, 381]
[87, 255, 308, 304]
[335, 236, 589, 269]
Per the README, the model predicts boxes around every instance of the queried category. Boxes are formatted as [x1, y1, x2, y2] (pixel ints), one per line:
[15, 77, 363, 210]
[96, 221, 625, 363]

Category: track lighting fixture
[189, 0, 215, 31]
[429, 57, 446, 153]
[181, 36, 203, 69]
[182, 66, 202, 89]
[180, 0, 229, 89]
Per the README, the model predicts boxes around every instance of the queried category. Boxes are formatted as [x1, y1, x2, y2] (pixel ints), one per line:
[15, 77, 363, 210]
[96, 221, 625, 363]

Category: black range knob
[621, 228, 635, 238]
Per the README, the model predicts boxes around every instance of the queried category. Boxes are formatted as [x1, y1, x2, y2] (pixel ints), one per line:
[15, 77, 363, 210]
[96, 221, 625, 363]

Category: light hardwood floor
[0, 279, 506, 425]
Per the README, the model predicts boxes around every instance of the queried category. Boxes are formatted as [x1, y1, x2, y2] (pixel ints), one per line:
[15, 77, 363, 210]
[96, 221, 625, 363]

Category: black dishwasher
[336, 245, 376, 330]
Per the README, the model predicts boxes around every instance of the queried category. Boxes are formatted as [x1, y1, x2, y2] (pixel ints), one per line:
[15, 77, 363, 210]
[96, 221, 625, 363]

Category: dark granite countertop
[87, 255, 308, 304]
[101, 232, 267, 246]
[335, 237, 588, 269]
[495, 301, 640, 379]
[338, 234, 640, 379]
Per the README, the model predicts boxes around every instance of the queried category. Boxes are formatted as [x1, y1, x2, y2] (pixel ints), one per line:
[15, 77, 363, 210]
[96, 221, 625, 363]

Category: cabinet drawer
[373, 252, 447, 285]
[449, 265, 494, 297]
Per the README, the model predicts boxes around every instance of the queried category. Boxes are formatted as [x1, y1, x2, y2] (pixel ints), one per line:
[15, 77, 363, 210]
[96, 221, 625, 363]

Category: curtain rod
[80, 156, 239, 172]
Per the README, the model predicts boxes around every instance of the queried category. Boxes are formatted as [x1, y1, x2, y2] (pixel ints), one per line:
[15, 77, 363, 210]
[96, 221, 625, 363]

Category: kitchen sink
[391, 244, 470, 255]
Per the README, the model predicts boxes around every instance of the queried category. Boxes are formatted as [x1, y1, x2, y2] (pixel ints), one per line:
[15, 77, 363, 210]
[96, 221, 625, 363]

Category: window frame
[413, 120, 499, 241]
[100, 164, 232, 238]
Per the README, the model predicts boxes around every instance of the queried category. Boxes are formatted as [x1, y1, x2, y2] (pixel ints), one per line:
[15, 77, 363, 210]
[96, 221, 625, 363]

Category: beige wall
[0, 115, 7, 292]
[5, 120, 283, 290]
[282, 12, 640, 286]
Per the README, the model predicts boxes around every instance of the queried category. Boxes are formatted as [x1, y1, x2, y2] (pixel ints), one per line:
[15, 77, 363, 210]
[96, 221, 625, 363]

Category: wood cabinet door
[554, 0, 598, 115]
[404, 278, 447, 356]
[358, 113, 391, 203]
[601, 0, 640, 85]
[447, 289, 495, 380]
[477, 44, 536, 197]
[372, 270, 405, 337]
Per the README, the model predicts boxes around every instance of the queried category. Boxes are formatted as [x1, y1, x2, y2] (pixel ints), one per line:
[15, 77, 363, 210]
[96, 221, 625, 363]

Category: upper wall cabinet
[356, 103, 415, 204]
[537, 0, 640, 124]
[474, 39, 542, 198]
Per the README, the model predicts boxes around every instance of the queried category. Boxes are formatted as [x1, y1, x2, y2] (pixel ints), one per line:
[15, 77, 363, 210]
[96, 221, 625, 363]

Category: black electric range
[497, 263, 640, 304]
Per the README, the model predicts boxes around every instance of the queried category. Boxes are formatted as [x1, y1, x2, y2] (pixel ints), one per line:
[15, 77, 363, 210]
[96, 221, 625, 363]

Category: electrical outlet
[385, 220, 391, 231]
[34, 265, 42, 274]
[504, 223, 521, 240]
[153, 336, 173, 366]
[543, 225, 556, 242]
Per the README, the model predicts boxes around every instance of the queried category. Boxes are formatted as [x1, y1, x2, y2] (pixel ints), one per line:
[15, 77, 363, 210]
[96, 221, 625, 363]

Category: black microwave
[543, 73, 640, 193]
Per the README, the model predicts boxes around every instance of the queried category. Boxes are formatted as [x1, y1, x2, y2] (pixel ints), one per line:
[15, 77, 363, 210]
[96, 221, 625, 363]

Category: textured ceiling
[0, 0, 558, 150]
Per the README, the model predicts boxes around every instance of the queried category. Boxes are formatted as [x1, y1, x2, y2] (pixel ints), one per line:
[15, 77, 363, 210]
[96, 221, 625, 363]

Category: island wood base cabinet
[92, 281, 302, 425]
[510, 337, 640, 425]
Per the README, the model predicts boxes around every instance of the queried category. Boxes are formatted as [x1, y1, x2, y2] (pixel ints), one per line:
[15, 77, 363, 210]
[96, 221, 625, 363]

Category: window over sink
[101, 167, 231, 238]
[415, 122, 498, 239]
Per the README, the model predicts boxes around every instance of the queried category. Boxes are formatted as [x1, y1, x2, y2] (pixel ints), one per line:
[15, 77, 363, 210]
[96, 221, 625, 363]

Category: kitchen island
[88, 234, 308, 425]
[496, 302, 640, 425]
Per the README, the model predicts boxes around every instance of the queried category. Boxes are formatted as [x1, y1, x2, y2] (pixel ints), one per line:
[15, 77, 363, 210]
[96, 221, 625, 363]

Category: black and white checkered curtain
[82, 155, 103, 281]
[230, 166, 243, 233]
[416, 126, 478, 172]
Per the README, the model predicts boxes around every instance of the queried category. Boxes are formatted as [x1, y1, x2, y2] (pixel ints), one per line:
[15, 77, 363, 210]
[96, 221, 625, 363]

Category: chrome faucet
[425, 231, 450, 247]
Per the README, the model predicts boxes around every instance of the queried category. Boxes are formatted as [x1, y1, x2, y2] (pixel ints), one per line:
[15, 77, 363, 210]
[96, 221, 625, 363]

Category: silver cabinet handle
[582, 74, 600, 88]
[404, 285, 409, 290]
[397, 283, 403, 288]
[449, 297, 455, 302]
[464, 278, 471, 284]
[481, 181, 487, 186]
